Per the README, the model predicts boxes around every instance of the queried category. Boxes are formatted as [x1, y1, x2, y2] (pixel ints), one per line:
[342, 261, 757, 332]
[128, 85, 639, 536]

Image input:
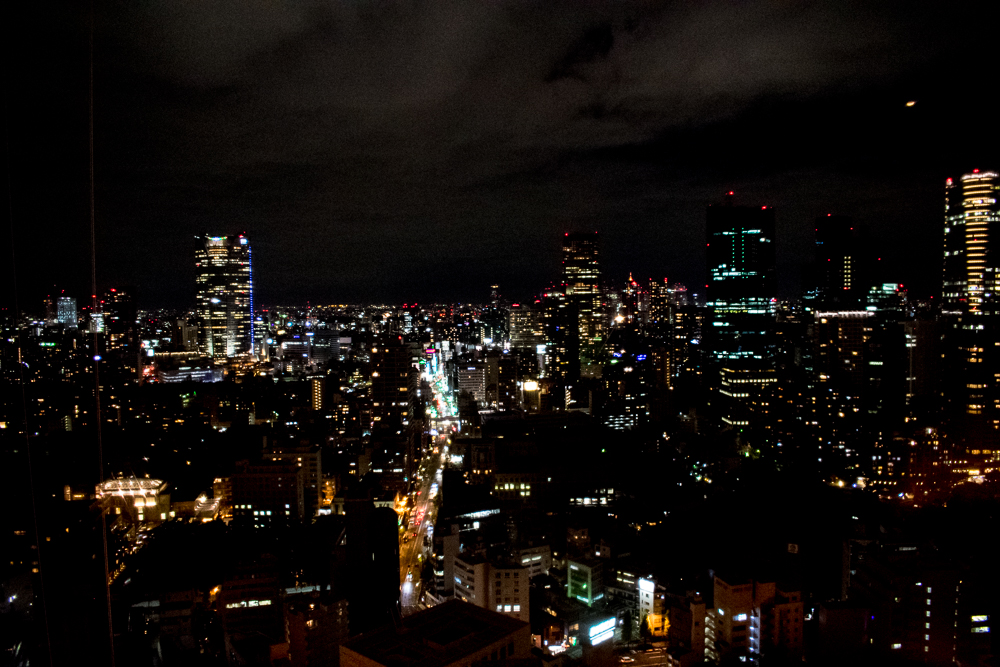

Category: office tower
[230, 461, 306, 527]
[509, 301, 543, 350]
[647, 278, 671, 327]
[44, 295, 57, 325]
[483, 350, 510, 410]
[943, 170, 1000, 314]
[706, 194, 777, 428]
[562, 232, 603, 371]
[370, 338, 418, 426]
[621, 273, 649, 324]
[267, 443, 322, 519]
[56, 296, 77, 329]
[814, 215, 865, 309]
[104, 288, 136, 351]
[541, 287, 574, 381]
[194, 234, 253, 358]
[813, 311, 871, 395]
[706, 193, 777, 363]
[458, 362, 487, 405]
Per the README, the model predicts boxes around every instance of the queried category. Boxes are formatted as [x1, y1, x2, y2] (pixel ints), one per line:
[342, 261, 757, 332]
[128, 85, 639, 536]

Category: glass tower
[56, 296, 78, 330]
[195, 234, 253, 358]
[706, 193, 776, 362]
[561, 232, 603, 360]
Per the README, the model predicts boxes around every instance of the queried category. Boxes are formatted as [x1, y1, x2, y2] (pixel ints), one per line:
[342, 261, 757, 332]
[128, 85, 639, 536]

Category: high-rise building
[370, 338, 418, 426]
[104, 288, 136, 351]
[562, 232, 603, 373]
[706, 193, 776, 363]
[542, 287, 574, 380]
[941, 171, 1000, 432]
[943, 170, 1000, 314]
[267, 443, 322, 519]
[814, 215, 865, 309]
[230, 461, 305, 528]
[56, 296, 77, 329]
[509, 302, 544, 350]
[458, 363, 487, 405]
[194, 234, 253, 358]
[707, 194, 777, 428]
[44, 295, 57, 325]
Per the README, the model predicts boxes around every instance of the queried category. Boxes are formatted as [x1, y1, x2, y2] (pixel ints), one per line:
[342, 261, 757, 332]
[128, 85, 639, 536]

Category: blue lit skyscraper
[195, 234, 253, 358]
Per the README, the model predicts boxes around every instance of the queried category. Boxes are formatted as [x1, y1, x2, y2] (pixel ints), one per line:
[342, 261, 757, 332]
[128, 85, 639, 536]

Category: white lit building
[454, 555, 529, 623]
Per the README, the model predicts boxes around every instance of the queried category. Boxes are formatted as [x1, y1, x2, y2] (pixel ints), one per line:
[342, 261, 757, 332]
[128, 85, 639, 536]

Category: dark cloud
[4, 0, 996, 308]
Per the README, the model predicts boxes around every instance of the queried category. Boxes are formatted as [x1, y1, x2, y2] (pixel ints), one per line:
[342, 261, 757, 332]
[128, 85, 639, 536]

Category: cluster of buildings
[3, 171, 999, 667]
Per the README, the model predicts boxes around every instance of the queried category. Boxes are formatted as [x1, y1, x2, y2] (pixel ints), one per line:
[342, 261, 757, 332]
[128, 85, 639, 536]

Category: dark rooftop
[342, 600, 527, 667]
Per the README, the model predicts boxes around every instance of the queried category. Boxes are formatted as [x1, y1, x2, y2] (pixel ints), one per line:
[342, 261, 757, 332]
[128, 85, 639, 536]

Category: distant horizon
[6, 1, 995, 312]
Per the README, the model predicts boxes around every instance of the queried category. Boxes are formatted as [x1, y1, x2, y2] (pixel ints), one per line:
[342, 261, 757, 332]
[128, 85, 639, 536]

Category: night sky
[4, 0, 999, 309]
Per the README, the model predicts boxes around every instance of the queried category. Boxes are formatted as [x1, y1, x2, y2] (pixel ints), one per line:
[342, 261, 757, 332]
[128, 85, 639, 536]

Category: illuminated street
[399, 354, 455, 614]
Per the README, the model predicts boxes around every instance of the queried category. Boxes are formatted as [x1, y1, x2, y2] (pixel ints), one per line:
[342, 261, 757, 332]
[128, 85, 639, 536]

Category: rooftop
[98, 477, 167, 496]
[342, 600, 527, 667]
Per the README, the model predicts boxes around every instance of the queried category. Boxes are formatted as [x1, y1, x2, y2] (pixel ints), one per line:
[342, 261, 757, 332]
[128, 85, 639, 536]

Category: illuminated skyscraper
[56, 296, 77, 329]
[941, 171, 1000, 431]
[706, 193, 777, 429]
[104, 288, 135, 351]
[561, 232, 602, 375]
[943, 170, 1000, 314]
[195, 234, 253, 358]
[706, 193, 776, 362]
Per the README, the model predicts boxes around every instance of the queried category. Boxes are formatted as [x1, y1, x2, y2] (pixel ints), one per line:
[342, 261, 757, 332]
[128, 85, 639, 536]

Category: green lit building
[706, 193, 776, 363]
[567, 558, 603, 607]
[706, 193, 777, 428]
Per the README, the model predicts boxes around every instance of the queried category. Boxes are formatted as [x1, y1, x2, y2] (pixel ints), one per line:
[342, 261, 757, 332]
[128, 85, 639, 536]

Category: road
[399, 452, 441, 612]
[399, 361, 456, 614]
[619, 648, 667, 667]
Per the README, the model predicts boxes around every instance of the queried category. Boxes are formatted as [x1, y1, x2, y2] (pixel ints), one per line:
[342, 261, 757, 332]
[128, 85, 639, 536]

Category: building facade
[943, 170, 999, 314]
[562, 232, 603, 375]
[706, 193, 777, 364]
[195, 234, 253, 358]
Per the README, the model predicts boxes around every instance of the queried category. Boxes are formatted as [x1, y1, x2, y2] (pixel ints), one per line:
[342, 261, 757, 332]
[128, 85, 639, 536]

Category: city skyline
[3, 5, 1000, 666]
[5, 1, 1000, 308]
